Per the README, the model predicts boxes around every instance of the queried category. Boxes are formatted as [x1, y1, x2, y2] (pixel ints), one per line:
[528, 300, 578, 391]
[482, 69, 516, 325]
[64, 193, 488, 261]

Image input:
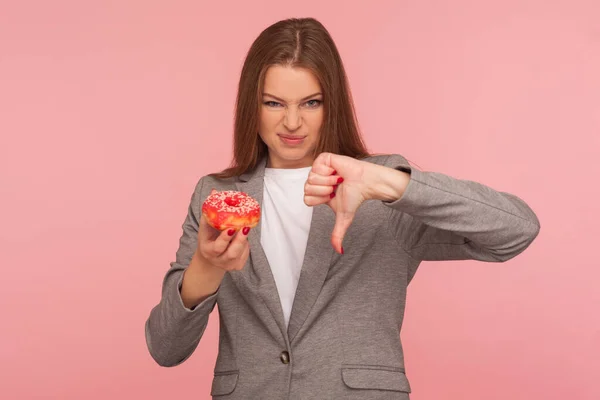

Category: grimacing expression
[258, 65, 324, 169]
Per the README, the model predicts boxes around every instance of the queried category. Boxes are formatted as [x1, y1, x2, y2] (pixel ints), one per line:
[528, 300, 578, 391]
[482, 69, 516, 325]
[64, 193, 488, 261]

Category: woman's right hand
[195, 214, 251, 272]
[181, 215, 251, 309]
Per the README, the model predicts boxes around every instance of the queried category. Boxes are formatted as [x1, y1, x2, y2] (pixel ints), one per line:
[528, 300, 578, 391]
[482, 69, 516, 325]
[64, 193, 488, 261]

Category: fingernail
[333, 184, 338, 191]
[228, 229, 235, 236]
[341, 246, 344, 254]
[337, 177, 344, 184]
[331, 170, 337, 175]
[330, 191, 336, 199]
[242, 227, 250, 235]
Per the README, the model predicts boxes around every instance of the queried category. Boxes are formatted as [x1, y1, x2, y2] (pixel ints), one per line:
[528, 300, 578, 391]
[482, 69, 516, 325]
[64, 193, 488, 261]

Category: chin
[275, 145, 304, 157]
[271, 150, 313, 168]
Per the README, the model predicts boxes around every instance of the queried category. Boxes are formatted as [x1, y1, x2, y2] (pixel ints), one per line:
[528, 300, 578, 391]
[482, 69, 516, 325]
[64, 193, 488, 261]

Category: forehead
[262, 65, 322, 100]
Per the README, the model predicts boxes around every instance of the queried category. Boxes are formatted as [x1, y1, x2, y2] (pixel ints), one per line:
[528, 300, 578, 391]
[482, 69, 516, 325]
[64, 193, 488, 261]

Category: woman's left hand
[304, 152, 411, 254]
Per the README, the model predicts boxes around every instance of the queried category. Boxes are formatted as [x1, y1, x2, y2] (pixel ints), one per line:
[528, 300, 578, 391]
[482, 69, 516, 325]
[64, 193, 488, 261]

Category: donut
[201, 189, 261, 231]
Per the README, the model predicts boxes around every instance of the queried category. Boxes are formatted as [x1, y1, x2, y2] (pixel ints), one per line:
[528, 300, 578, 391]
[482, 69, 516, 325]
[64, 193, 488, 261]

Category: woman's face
[258, 65, 324, 169]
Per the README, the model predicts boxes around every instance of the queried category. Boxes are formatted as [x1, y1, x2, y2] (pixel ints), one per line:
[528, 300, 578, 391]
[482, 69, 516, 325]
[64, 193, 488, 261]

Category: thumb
[331, 210, 354, 254]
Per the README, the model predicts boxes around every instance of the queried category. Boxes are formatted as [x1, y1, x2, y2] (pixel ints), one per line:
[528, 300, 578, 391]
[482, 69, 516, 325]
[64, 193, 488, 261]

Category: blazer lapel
[231, 156, 336, 344]
[233, 158, 289, 341]
[287, 203, 336, 343]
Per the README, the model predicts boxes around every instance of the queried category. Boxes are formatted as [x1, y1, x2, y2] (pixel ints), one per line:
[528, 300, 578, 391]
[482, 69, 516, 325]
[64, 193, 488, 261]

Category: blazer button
[280, 351, 290, 364]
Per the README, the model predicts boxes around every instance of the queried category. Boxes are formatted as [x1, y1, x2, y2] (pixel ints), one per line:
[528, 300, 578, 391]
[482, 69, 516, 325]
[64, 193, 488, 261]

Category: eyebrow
[262, 92, 322, 103]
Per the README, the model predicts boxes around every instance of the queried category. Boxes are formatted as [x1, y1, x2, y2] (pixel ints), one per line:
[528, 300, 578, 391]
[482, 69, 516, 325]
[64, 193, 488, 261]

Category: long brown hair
[211, 17, 371, 179]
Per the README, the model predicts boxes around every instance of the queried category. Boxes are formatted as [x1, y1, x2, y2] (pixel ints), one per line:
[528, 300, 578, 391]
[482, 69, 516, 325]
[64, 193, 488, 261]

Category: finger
[225, 226, 251, 254]
[306, 171, 343, 186]
[331, 211, 355, 254]
[221, 231, 250, 263]
[210, 227, 238, 256]
[311, 152, 336, 175]
[304, 194, 331, 207]
[312, 163, 336, 177]
[304, 182, 336, 197]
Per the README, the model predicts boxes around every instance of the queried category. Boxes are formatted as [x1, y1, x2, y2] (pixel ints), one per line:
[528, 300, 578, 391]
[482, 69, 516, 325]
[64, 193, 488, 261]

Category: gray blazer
[145, 154, 540, 399]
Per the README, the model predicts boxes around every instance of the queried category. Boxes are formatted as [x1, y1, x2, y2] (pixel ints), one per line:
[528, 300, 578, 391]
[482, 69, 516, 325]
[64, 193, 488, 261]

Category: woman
[145, 17, 540, 399]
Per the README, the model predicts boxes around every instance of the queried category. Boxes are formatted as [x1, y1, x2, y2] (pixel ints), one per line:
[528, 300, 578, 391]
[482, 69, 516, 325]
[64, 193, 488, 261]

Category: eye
[263, 101, 282, 108]
[304, 99, 322, 108]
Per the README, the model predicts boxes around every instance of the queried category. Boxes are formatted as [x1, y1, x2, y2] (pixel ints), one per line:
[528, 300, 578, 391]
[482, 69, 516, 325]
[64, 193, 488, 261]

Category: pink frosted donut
[201, 190, 261, 231]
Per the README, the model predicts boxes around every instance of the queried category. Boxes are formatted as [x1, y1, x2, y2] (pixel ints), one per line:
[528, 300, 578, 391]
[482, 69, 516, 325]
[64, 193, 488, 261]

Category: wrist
[366, 164, 410, 202]
[181, 252, 225, 309]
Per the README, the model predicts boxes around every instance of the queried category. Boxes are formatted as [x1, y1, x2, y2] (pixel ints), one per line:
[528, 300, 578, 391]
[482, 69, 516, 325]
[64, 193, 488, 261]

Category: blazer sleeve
[382, 154, 541, 262]
[145, 177, 219, 367]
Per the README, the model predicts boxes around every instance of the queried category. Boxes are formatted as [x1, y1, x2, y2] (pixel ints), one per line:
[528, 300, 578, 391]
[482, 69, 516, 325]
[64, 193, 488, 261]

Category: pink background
[1, 1, 599, 399]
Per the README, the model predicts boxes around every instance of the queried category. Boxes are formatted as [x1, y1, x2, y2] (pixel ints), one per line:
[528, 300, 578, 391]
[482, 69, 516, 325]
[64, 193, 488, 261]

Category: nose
[283, 106, 302, 131]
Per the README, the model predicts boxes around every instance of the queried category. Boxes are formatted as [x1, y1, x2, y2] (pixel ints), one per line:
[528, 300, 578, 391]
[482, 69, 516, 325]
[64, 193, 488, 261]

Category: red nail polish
[333, 185, 338, 191]
[242, 227, 250, 235]
[330, 191, 336, 199]
[341, 246, 344, 254]
[331, 170, 337, 175]
[228, 229, 235, 236]
[337, 177, 344, 184]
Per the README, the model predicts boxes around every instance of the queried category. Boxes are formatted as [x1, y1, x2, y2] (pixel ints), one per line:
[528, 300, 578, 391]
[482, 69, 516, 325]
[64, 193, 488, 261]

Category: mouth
[277, 134, 306, 145]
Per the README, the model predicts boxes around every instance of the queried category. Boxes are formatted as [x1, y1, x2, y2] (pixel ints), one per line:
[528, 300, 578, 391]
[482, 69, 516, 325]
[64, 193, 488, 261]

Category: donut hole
[224, 196, 241, 207]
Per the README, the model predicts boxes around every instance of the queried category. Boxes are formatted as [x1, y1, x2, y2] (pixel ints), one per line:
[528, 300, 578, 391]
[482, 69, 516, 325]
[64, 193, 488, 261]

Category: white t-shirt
[260, 166, 313, 328]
